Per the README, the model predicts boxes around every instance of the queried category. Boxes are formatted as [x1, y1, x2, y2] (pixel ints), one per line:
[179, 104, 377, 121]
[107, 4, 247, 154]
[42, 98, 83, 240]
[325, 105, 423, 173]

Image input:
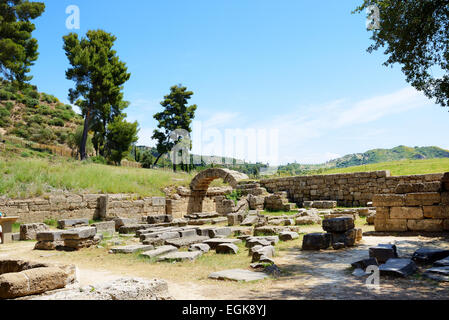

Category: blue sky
[29, 0, 449, 165]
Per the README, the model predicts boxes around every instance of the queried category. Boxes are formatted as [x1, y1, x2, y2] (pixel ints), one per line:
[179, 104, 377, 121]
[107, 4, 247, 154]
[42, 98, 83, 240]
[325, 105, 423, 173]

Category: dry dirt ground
[2, 227, 449, 300]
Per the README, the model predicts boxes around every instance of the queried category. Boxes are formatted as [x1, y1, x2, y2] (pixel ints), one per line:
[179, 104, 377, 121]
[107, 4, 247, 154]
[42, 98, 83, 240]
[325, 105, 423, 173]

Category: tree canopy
[355, 0, 449, 107]
[106, 116, 139, 165]
[0, 0, 45, 83]
[63, 29, 131, 160]
[152, 85, 197, 170]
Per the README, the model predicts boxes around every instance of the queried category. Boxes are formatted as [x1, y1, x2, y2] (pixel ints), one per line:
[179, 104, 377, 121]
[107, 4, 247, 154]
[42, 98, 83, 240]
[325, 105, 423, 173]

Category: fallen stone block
[57, 218, 89, 230]
[241, 215, 258, 226]
[165, 236, 210, 248]
[379, 259, 417, 277]
[91, 221, 116, 234]
[253, 226, 285, 236]
[20, 223, 50, 241]
[351, 258, 379, 270]
[36, 231, 64, 241]
[0, 267, 73, 299]
[62, 237, 100, 251]
[208, 269, 269, 282]
[246, 238, 272, 248]
[330, 229, 358, 247]
[412, 248, 449, 264]
[189, 243, 210, 253]
[322, 217, 354, 233]
[34, 240, 64, 251]
[434, 256, 449, 267]
[212, 217, 228, 224]
[118, 224, 152, 234]
[369, 244, 398, 263]
[157, 251, 202, 262]
[61, 227, 97, 240]
[302, 233, 331, 250]
[423, 267, 449, 282]
[110, 244, 154, 254]
[208, 227, 232, 238]
[279, 231, 299, 241]
[247, 236, 279, 245]
[203, 238, 242, 250]
[252, 246, 275, 263]
[114, 218, 139, 231]
[140, 245, 178, 259]
[216, 243, 239, 254]
[179, 229, 197, 238]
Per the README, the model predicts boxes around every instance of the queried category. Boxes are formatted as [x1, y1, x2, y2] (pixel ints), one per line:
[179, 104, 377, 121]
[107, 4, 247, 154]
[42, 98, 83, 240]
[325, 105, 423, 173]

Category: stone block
[372, 194, 405, 207]
[139, 245, 178, 259]
[208, 227, 232, 238]
[110, 245, 154, 254]
[412, 248, 449, 264]
[390, 207, 423, 220]
[302, 233, 331, 250]
[216, 243, 239, 254]
[61, 227, 97, 240]
[189, 243, 210, 253]
[36, 231, 64, 241]
[395, 182, 442, 194]
[423, 206, 449, 219]
[369, 244, 398, 263]
[384, 218, 408, 232]
[203, 238, 242, 249]
[20, 223, 50, 241]
[405, 193, 441, 206]
[407, 219, 444, 232]
[351, 258, 379, 270]
[279, 231, 299, 241]
[322, 217, 354, 233]
[91, 221, 115, 234]
[157, 251, 202, 262]
[57, 218, 89, 229]
[379, 259, 417, 277]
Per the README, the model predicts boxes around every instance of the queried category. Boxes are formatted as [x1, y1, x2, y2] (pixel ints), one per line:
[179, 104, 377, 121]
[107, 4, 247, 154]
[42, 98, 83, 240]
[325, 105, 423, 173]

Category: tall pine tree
[152, 85, 197, 171]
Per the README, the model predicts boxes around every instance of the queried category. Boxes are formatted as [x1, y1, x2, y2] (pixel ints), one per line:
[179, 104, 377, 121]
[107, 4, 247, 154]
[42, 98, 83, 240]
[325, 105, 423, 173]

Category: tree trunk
[80, 108, 91, 161]
[153, 153, 163, 167]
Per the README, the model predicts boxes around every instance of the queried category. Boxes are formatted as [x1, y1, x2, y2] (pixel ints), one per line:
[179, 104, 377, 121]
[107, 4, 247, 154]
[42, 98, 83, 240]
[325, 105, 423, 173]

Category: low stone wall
[373, 174, 449, 232]
[260, 171, 443, 207]
[0, 193, 166, 224]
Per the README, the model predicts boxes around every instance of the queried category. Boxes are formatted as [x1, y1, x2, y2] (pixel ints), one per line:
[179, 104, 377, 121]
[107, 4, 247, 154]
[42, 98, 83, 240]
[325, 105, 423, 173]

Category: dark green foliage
[355, 1, 449, 108]
[105, 116, 139, 165]
[67, 125, 94, 158]
[63, 29, 131, 160]
[0, 89, 13, 101]
[23, 97, 38, 108]
[0, 0, 45, 82]
[4, 101, 14, 111]
[40, 93, 58, 104]
[0, 106, 11, 126]
[225, 190, 242, 205]
[152, 85, 197, 170]
[49, 118, 64, 127]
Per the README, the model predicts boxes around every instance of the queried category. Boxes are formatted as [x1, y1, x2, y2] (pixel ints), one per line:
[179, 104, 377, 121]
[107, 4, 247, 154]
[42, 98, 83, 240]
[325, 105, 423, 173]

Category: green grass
[316, 158, 449, 176]
[0, 157, 195, 198]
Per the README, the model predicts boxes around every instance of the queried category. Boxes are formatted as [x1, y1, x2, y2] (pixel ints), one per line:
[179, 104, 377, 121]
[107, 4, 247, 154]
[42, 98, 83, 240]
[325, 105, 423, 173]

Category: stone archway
[188, 168, 249, 213]
[190, 168, 249, 192]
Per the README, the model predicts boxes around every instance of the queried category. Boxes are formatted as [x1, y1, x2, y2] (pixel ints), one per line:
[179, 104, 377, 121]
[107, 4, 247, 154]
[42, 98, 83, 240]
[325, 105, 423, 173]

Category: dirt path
[2, 235, 449, 300]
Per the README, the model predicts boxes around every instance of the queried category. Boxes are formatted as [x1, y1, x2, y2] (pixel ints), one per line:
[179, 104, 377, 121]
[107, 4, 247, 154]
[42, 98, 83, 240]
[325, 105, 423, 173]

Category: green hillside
[318, 158, 449, 176]
[328, 146, 449, 168]
[0, 80, 83, 148]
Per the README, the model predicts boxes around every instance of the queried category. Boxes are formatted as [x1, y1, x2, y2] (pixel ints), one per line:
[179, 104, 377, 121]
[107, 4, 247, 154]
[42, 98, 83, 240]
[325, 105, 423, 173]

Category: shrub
[49, 118, 65, 127]
[30, 127, 56, 144]
[89, 156, 107, 164]
[38, 105, 51, 115]
[24, 97, 39, 108]
[0, 106, 11, 126]
[0, 89, 12, 101]
[4, 101, 14, 111]
[40, 93, 58, 104]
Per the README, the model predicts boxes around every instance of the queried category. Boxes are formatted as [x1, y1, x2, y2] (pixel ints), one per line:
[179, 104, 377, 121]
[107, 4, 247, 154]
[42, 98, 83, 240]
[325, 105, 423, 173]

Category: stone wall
[260, 171, 443, 207]
[0, 193, 166, 224]
[373, 174, 449, 232]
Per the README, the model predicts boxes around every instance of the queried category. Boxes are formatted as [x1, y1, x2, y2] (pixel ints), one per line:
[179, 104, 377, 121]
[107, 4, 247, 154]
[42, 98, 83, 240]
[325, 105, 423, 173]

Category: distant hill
[0, 80, 83, 148]
[327, 146, 449, 168]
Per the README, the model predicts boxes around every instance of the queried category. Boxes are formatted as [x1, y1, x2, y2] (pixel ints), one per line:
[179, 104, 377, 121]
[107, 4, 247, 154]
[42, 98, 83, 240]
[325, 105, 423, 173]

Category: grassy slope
[0, 157, 195, 198]
[318, 158, 449, 176]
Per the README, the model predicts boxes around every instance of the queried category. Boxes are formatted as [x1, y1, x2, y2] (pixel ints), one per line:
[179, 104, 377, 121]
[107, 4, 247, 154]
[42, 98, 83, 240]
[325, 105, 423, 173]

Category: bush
[30, 127, 56, 144]
[4, 102, 14, 111]
[37, 105, 51, 115]
[0, 106, 11, 126]
[23, 97, 39, 108]
[89, 156, 107, 164]
[49, 118, 65, 127]
[40, 93, 58, 104]
[0, 89, 12, 101]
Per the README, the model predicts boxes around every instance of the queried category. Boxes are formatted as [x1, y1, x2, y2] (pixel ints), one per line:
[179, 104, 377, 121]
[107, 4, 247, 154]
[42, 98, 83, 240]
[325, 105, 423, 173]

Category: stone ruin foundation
[373, 173, 449, 232]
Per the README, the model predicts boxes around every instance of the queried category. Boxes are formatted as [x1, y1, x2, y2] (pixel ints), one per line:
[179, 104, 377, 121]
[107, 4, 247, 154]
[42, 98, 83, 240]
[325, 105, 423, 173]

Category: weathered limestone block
[442, 192, 449, 204]
[0, 267, 72, 299]
[91, 221, 115, 234]
[20, 223, 50, 241]
[279, 231, 299, 241]
[405, 193, 441, 206]
[57, 218, 89, 229]
[390, 207, 424, 220]
[216, 243, 239, 254]
[372, 194, 405, 207]
[407, 219, 444, 232]
[423, 206, 449, 219]
[379, 259, 417, 277]
[61, 227, 97, 240]
[369, 244, 398, 263]
[395, 182, 442, 194]
[384, 218, 408, 232]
